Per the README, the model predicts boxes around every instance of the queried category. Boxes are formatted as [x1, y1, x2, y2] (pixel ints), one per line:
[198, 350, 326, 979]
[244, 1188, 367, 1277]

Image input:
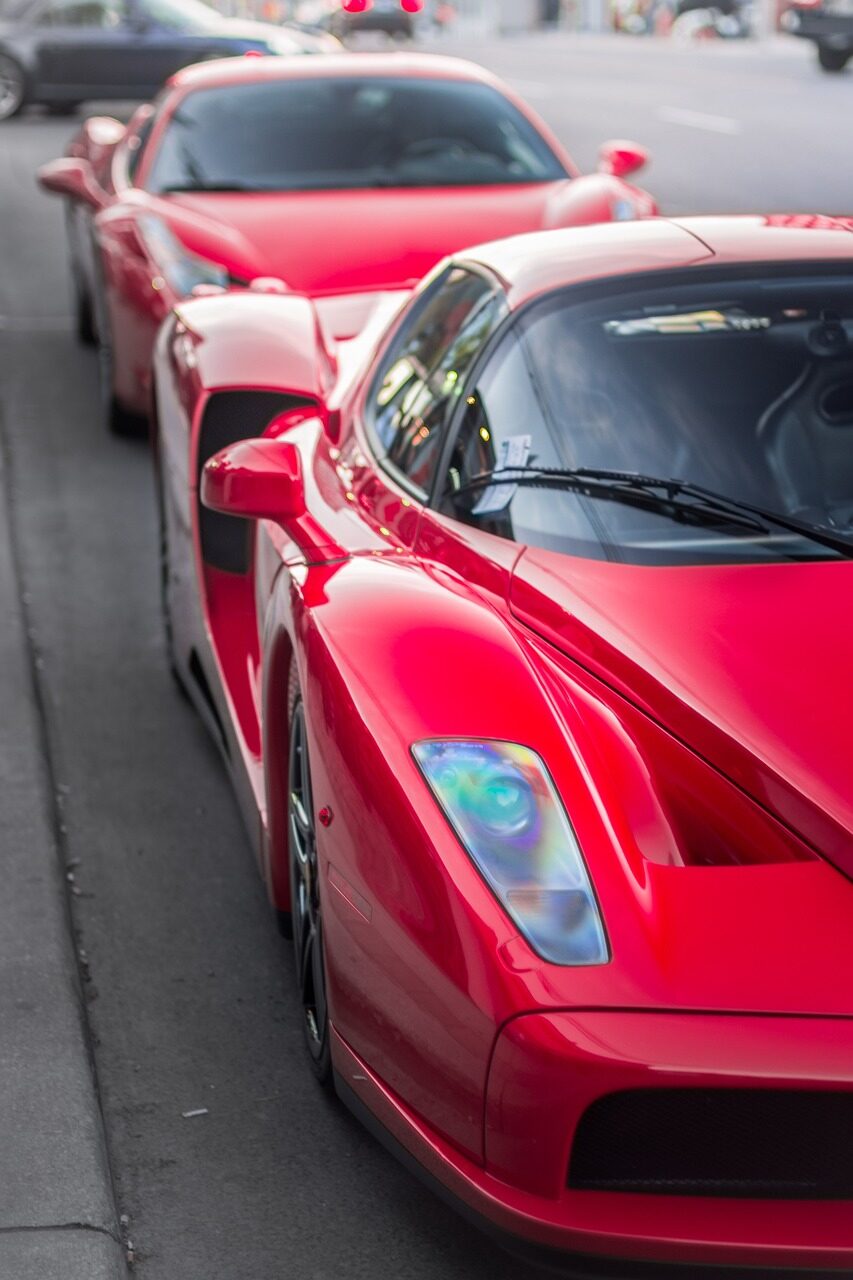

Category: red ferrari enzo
[153, 214, 853, 1274]
[36, 52, 655, 435]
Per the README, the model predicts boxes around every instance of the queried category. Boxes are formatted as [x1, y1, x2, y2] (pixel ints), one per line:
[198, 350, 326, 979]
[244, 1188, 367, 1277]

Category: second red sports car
[36, 52, 656, 434]
[152, 213, 853, 1273]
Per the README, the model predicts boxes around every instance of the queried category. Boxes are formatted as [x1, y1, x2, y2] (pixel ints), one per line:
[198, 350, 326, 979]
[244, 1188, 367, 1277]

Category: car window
[36, 0, 123, 25]
[369, 268, 506, 495]
[145, 77, 568, 194]
[138, 0, 220, 32]
[440, 274, 853, 566]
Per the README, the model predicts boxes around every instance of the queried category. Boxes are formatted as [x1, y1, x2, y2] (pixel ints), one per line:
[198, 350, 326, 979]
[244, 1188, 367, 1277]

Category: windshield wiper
[449, 465, 853, 558]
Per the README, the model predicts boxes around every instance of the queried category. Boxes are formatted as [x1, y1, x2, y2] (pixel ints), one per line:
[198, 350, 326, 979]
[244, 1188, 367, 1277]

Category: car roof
[170, 50, 502, 93]
[461, 215, 853, 308]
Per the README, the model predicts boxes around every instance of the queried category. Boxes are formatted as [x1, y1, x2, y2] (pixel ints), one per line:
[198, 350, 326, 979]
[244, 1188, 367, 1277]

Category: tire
[94, 282, 146, 437]
[287, 673, 332, 1086]
[66, 211, 97, 346]
[154, 448, 190, 701]
[0, 54, 26, 122]
[73, 273, 96, 346]
[818, 44, 849, 71]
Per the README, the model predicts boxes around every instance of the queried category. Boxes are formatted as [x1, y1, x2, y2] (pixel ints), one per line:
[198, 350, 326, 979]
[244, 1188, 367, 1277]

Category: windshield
[442, 272, 853, 565]
[146, 77, 568, 194]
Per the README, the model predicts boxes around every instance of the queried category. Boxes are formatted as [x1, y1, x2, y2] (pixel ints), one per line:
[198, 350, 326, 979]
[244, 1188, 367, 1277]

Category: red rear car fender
[544, 173, 659, 228]
[169, 290, 335, 405]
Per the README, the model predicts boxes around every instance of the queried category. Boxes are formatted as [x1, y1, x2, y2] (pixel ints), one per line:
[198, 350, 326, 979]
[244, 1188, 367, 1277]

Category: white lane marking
[657, 106, 742, 135]
[0, 315, 74, 331]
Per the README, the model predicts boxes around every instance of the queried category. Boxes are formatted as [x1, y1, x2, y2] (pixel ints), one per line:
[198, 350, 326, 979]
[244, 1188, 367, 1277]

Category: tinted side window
[370, 269, 504, 495]
[440, 330, 567, 544]
[37, 0, 123, 24]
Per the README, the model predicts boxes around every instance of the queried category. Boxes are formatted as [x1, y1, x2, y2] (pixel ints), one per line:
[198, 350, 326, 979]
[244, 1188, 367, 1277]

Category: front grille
[569, 1088, 853, 1198]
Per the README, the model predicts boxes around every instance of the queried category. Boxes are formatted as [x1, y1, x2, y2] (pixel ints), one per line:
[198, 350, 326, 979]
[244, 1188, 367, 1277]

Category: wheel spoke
[290, 791, 311, 841]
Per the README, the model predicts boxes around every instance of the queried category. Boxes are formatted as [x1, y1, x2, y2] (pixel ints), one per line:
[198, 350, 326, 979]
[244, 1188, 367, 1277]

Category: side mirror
[37, 158, 106, 210]
[597, 140, 649, 181]
[202, 438, 306, 527]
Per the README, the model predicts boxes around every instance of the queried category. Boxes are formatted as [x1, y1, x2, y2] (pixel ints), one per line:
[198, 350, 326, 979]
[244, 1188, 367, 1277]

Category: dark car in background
[0, 0, 340, 120]
[295, 0, 419, 40]
[783, 0, 853, 70]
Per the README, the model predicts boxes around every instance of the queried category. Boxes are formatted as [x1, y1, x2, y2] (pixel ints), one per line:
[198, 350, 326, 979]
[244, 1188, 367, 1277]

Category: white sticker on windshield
[471, 434, 532, 516]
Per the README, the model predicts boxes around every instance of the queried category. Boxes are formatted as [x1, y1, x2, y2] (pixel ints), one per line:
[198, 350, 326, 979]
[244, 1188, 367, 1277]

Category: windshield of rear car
[440, 270, 853, 565]
[145, 76, 568, 193]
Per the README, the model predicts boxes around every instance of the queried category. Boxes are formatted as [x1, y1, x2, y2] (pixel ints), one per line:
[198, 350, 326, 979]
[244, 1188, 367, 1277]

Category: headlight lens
[138, 215, 229, 299]
[413, 739, 608, 966]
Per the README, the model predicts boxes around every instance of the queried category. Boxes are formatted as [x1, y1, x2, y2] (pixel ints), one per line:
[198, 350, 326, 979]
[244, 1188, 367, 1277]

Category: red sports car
[151, 212, 853, 1272]
[36, 52, 655, 435]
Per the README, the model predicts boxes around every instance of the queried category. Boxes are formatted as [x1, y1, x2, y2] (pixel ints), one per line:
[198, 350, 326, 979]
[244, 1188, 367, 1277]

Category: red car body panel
[37, 52, 657, 418]
[152, 216, 853, 1270]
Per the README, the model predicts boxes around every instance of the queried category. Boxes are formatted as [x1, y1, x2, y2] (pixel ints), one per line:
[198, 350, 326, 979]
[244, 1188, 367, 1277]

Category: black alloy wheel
[288, 690, 331, 1084]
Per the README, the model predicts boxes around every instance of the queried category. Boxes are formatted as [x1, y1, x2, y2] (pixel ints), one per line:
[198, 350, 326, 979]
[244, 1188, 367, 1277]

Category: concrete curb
[0, 420, 127, 1279]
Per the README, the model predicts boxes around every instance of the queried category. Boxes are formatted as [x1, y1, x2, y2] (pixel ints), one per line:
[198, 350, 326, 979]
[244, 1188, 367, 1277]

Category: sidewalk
[0, 427, 126, 1278]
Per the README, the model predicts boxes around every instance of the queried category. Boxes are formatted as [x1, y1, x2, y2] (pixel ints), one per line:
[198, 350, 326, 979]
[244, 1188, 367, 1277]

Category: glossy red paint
[154, 217, 853, 1271]
[36, 52, 657, 420]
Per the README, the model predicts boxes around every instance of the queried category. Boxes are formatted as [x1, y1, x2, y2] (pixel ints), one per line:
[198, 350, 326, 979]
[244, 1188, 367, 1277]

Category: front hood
[167, 185, 557, 293]
[506, 549, 853, 1017]
[511, 549, 853, 874]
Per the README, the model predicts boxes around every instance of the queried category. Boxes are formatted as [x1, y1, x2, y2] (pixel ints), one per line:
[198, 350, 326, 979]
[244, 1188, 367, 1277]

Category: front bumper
[334, 1012, 853, 1272]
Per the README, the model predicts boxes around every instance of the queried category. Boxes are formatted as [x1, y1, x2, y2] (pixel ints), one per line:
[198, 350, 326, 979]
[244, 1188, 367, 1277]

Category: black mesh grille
[196, 390, 312, 573]
[569, 1088, 853, 1198]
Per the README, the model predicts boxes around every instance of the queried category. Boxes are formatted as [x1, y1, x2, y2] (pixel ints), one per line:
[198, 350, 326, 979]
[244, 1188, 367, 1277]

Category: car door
[315, 265, 513, 1162]
[33, 0, 137, 96]
[121, 0, 226, 93]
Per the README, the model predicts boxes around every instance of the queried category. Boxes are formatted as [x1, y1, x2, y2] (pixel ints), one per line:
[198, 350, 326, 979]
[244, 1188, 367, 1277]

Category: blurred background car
[36, 52, 656, 434]
[294, 0, 422, 40]
[782, 0, 853, 70]
[0, 0, 339, 121]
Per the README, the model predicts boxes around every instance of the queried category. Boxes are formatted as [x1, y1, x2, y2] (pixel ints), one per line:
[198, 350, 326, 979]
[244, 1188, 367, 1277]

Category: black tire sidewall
[287, 672, 332, 1085]
[0, 54, 28, 121]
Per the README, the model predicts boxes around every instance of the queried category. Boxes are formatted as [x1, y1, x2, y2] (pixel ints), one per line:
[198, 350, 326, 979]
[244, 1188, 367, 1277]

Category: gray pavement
[0, 30, 850, 1280]
[0, 339, 125, 1270]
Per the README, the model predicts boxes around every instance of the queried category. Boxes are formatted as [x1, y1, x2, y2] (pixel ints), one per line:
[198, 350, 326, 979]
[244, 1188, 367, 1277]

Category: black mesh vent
[569, 1088, 853, 1198]
[196, 390, 313, 573]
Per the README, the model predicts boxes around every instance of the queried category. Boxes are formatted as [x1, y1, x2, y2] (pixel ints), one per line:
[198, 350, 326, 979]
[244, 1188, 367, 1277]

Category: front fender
[170, 290, 334, 402]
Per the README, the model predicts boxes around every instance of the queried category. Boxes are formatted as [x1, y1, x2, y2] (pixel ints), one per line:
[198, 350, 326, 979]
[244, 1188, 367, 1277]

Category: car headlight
[138, 215, 229, 299]
[412, 739, 608, 966]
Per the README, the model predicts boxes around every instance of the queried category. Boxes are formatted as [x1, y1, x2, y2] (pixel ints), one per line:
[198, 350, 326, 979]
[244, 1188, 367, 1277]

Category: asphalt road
[0, 30, 850, 1280]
